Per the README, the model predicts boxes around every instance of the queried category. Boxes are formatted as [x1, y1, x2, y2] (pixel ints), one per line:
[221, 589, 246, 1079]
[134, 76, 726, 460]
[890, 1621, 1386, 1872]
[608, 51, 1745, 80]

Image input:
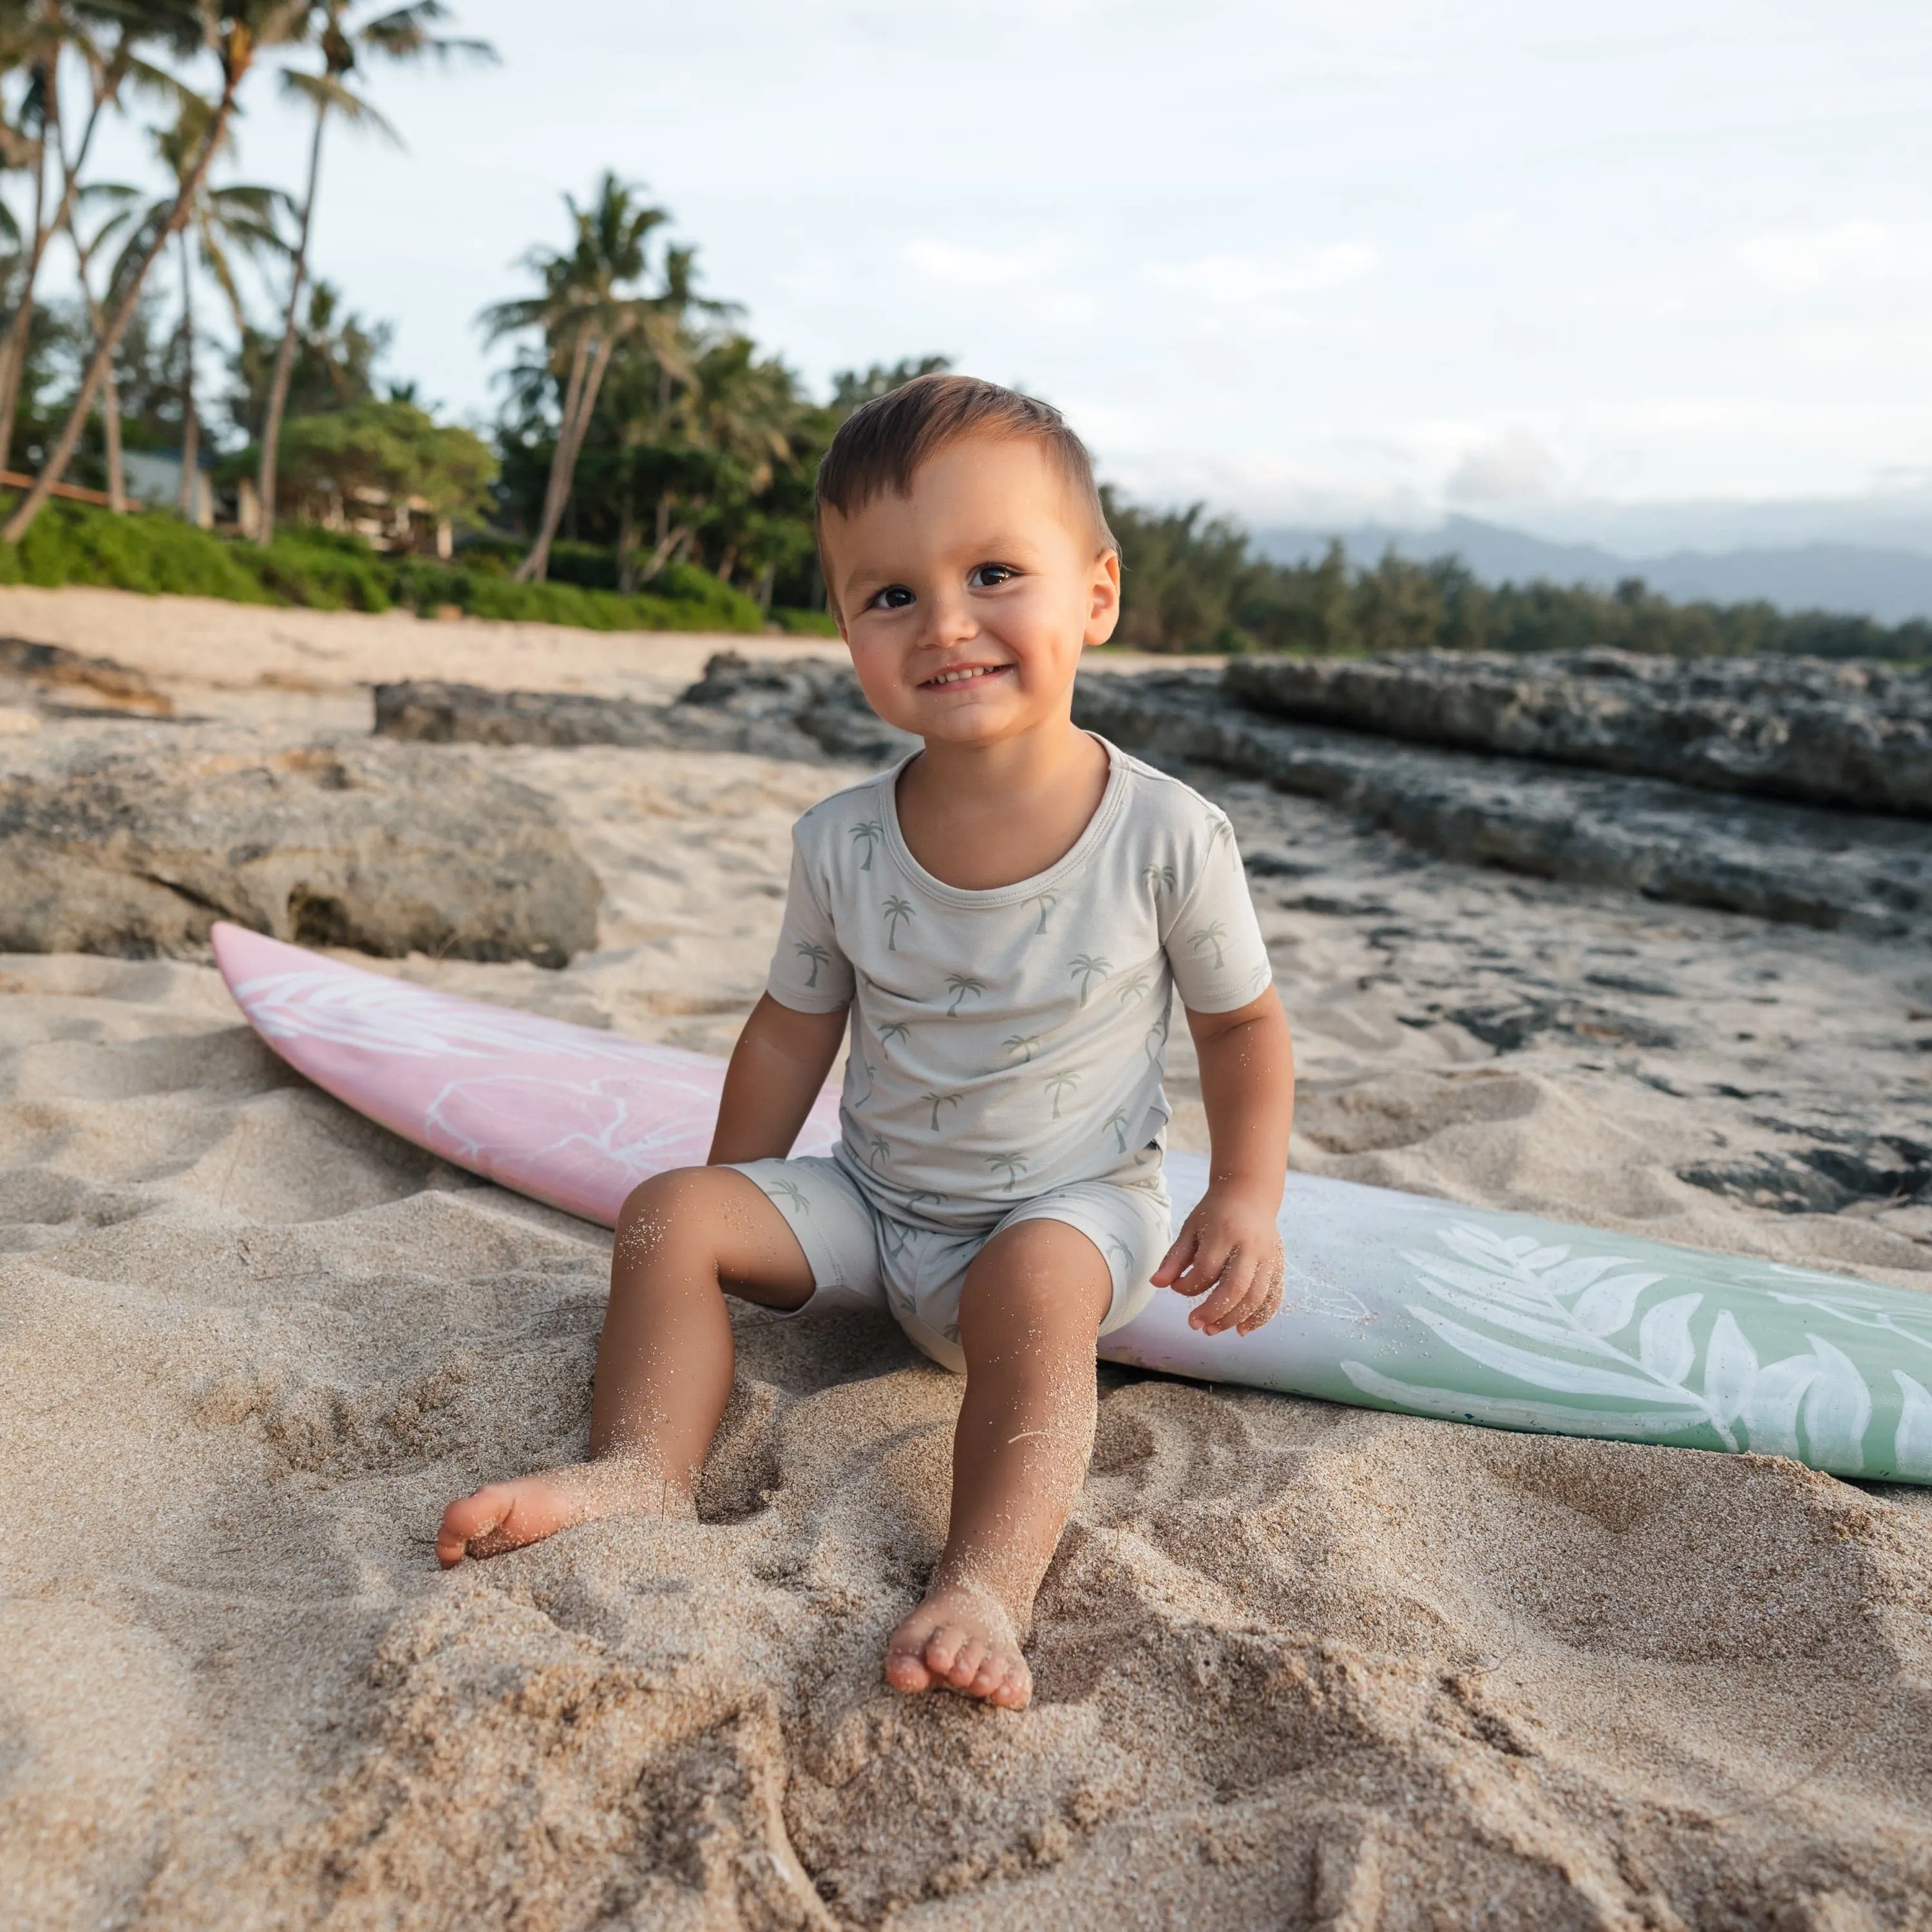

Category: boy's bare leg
[437, 1166, 812, 1566]
[885, 1218, 1112, 1710]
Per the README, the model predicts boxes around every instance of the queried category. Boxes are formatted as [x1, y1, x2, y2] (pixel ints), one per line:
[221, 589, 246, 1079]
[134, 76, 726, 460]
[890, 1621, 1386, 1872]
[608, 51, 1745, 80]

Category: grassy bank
[0, 498, 773, 634]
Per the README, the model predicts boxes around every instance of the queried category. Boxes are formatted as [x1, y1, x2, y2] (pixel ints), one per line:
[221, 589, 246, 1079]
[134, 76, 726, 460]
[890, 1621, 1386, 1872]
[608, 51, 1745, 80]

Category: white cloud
[1444, 430, 1563, 504]
[1734, 219, 1932, 294]
[1141, 244, 1378, 303]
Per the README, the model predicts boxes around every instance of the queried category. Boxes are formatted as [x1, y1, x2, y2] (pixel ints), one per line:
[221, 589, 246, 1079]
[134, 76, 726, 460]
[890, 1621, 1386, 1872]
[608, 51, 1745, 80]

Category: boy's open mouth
[919, 663, 1012, 690]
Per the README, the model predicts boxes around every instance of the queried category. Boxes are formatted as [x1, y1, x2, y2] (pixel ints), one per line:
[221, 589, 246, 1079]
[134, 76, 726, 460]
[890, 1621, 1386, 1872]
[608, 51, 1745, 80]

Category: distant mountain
[1251, 515, 1932, 625]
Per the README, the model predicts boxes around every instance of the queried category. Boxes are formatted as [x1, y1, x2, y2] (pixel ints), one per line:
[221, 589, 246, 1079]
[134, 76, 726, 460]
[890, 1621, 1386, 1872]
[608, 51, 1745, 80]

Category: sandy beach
[3, 588, 1931, 1929]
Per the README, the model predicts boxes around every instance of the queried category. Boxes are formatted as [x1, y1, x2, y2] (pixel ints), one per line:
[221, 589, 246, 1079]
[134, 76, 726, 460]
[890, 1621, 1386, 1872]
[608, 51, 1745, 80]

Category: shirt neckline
[876, 734, 1130, 909]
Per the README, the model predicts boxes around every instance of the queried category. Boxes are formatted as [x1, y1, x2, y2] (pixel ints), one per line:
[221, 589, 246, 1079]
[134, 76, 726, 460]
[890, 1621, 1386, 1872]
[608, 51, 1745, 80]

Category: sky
[58, 0, 1932, 543]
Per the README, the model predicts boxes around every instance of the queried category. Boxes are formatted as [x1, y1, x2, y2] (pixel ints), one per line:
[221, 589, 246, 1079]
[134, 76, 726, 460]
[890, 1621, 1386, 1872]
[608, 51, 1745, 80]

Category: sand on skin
[2, 588, 1931, 1929]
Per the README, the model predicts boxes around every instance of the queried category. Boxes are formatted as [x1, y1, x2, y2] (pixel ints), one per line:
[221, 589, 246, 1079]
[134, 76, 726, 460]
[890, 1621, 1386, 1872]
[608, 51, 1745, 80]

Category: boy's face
[821, 437, 1121, 749]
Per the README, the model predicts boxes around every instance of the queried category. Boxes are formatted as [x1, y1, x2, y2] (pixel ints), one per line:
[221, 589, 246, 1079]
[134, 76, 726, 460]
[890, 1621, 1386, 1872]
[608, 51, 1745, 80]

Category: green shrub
[771, 606, 840, 636]
[0, 497, 764, 634]
[0, 498, 272, 601]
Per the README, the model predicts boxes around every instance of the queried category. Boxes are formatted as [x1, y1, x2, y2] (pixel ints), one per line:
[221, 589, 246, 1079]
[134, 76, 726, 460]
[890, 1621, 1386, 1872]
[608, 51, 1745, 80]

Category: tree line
[1106, 499, 1932, 662]
[3, 9, 1924, 656]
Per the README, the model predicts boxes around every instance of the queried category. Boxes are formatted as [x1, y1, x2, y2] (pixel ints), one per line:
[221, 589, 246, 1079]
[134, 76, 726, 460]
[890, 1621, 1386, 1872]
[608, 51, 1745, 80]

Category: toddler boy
[439, 375, 1295, 1711]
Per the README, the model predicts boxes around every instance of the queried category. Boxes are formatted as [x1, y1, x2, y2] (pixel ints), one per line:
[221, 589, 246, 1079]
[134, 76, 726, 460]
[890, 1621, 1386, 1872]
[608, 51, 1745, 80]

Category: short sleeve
[1164, 812, 1274, 1013]
[765, 829, 857, 1013]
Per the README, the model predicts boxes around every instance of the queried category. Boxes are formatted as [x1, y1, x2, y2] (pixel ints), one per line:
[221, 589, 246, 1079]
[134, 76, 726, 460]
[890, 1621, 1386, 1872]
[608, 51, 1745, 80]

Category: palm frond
[279, 66, 400, 143]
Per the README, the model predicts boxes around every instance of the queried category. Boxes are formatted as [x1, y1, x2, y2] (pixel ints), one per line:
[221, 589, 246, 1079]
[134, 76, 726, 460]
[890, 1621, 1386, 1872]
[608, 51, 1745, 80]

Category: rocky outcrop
[375, 652, 1932, 937]
[374, 653, 918, 768]
[0, 636, 173, 716]
[1074, 670, 1932, 936]
[1224, 649, 1932, 817]
[0, 730, 600, 965]
[675, 651, 920, 765]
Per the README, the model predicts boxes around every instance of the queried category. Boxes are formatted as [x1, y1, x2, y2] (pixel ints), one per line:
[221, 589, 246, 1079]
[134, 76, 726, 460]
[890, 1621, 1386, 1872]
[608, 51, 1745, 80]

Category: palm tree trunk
[254, 97, 327, 549]
[176, 232, 198, 521]
[616, 487, 636, 594]
[103, 365, 126, 513]
[513, 323, 594, 583]
[2, 41, 121, 476]
[1, 68, 242, 546]
[518, 328, 615, 585]
[0, 72, 54, 474]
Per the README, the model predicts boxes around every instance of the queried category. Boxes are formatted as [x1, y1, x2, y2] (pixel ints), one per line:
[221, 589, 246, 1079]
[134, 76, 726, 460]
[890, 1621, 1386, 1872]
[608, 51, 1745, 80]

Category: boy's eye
[967, 563, 1016, 589]
[868, 584, 915, 611]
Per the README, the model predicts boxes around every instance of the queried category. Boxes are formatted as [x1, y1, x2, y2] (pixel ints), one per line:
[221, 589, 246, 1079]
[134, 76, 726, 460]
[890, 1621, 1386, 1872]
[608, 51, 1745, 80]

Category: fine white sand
[3, 589, 1931, 1929]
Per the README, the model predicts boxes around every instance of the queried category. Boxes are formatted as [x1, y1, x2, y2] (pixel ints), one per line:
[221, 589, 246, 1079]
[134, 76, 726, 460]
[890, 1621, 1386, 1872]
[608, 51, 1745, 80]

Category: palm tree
[1142, 864, 1177, 895]
[1115, 969, 1152, 1003]
[64, 181, 142, 511]
[254, 1, 495, 547]
[1068, 953, 1112, 1004]
[1188, 922, 1229, 970]
[118, 97, 289, 522]
[877, 1019, 910, 1056]
[920, 1092, 960, 1132]
[0, 3, 187, 475]
[793, 940, 830, 989]
[1045, 1071, 1079, 1119]
[987, 1151, 1028, 1193]
[481, 173, 673, 583]
[1105, 1106, 1131, 1153]
[944, 973, 985, 1015]
[849, 819, 883, 871]
[1003, 1034, 1038, 1063]
[866, 1133, 891, 1172]
[4, 2, 303, 547]
[1024, 891, 1057, 934]
[881, 895, 914, 950]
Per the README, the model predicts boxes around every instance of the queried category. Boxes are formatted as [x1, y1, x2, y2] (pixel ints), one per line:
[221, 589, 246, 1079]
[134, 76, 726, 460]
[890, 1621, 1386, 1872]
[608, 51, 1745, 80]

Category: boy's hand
[1151, 1182, 1285, 1337]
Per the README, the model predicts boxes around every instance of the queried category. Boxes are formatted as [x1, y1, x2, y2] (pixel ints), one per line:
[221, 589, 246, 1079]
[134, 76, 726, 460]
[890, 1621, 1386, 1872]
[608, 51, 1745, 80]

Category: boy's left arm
[1151, 989, 1294, 1336]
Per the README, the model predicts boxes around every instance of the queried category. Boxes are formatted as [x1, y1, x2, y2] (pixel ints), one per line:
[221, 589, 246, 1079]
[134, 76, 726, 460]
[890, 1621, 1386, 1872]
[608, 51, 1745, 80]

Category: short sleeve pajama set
[738, 735, 1274, 1373]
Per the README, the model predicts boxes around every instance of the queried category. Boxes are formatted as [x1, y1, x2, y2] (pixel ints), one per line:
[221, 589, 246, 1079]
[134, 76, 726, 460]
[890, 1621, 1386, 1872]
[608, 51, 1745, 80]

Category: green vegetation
[0, 496, 762, 629]
[1106, 498, 1932, 662]
[3, 23, 1920, 655]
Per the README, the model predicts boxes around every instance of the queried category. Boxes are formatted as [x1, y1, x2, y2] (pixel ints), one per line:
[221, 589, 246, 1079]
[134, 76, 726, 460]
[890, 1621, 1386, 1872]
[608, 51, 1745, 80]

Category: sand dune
[3, 591, 1930, 1929]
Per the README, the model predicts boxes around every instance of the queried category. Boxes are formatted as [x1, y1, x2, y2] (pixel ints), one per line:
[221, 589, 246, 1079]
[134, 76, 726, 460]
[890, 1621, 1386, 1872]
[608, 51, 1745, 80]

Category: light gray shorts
[728, 1154, 1173, 1374]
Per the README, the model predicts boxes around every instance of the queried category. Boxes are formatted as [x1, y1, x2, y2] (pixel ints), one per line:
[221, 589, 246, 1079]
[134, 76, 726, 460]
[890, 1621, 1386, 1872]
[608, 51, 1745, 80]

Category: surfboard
[212, 921, 1932, 1484]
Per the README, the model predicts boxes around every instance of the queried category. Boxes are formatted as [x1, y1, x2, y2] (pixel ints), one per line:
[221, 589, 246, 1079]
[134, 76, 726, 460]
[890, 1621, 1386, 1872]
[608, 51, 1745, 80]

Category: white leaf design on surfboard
[1338, 1220, 1911, 1477]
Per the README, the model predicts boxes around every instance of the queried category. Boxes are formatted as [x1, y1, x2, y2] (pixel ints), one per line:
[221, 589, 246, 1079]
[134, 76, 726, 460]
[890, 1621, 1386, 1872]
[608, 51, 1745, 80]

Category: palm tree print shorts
[728, 1155, 1173, 1374]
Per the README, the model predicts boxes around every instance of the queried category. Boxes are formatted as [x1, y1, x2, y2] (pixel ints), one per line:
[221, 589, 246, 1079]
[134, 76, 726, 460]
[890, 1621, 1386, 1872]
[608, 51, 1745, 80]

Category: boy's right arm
[707, 993, 849, 1164]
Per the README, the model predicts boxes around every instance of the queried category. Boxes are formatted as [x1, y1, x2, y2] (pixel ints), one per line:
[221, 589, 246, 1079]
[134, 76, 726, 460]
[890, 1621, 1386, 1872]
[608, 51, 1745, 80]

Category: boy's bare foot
[435, 1457, 689, 1567]
[885, 1579, 1032, 1710]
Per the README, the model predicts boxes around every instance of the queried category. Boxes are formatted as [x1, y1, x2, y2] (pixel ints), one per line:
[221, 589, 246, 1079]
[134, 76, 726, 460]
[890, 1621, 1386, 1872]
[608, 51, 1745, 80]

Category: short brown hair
[815, 374, 1115, 564]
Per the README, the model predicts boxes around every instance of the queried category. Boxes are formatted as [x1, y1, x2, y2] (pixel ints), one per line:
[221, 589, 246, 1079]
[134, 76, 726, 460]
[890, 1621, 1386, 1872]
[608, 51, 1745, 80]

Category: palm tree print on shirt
[878, 1019, 911, 1057]
[1045, 1070, 1079, 1119]
[867, 1133, 892, 1171]
[1115, 969, 1151, 1004]
[1144, 1018, 1170, 1065]
[1142, 864, 1177, 896]
[922, 1091, 961, 1132]
[882, 896, 914, 950]
[1068, 954, 1112, 1005]
[945, 973, 986, 1015]
[987, 1151, 1028, 1192]
[1105, 1106, 1131, 1153]
[1025, 891, 1059, 935]
[1003, 1034, 1039, 1063]
[794, 940, 831, 988]
[851, 819, 884, 871]
[1189, 922, 1229, 970]
[768, 1178, 809, 1216]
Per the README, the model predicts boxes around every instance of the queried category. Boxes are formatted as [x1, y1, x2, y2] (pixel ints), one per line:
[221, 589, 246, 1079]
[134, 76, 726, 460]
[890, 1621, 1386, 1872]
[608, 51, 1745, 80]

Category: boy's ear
[1084, 549, 1122, 648]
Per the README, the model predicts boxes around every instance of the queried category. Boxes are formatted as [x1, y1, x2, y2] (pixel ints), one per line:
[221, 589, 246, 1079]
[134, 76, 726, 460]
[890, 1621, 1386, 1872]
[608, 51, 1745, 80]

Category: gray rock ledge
[1225, 649, 1932, 818]
[0, 730, 601, 965]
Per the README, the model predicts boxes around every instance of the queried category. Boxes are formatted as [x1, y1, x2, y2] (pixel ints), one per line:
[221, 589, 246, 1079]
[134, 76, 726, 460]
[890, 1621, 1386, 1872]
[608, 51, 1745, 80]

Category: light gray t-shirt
[766, 737, 1274, 1229]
